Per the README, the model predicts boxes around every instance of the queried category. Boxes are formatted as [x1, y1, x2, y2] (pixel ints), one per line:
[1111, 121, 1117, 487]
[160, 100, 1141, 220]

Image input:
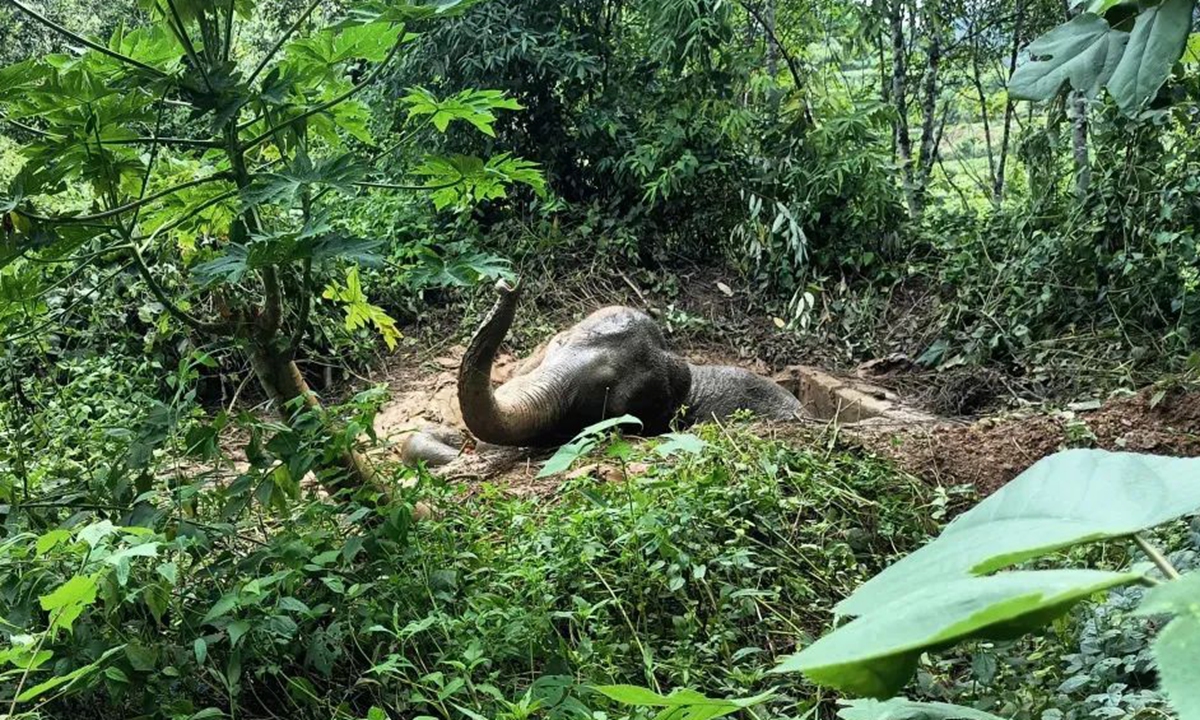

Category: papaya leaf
[838, 450, 1200, 617]
[775, 570, 1141, 698]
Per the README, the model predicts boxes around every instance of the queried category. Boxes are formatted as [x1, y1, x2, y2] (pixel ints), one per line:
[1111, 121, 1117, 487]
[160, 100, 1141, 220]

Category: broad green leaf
[776, 569, 1140, 698]
[655, 433, 708, 458]
[1136, 571, 1200, 616]
[203, 593, 241, 625]
[1184, 32, 1200, 63]
[1152, 614, 1200, 719]
[40, 574, 100, 634]
[1107, 0, 1195, 113]
[103, 542, 161, 566]
[14, 645, 124, 703]
[36, 529, 72, 555]
[194, 637, 208, 665]
[838, 451, 1200, 617]
[1009, 14, 1129, 100]
[838, 699, 1006, 720]
[77, 520, 118, 548]
[538, 415, 643, 478]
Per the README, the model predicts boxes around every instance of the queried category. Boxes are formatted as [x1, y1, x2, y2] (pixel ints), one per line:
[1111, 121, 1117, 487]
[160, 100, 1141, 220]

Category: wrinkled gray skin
[402, 279, 802, 467]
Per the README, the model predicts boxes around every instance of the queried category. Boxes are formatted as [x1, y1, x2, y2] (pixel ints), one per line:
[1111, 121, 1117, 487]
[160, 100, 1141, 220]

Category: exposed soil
[845, 386, 1200, 496]
[361, 264, 1199, 499]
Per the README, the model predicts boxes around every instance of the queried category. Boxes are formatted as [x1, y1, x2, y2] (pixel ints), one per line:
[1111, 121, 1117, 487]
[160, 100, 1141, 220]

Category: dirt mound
[847, 386, 1200, 495]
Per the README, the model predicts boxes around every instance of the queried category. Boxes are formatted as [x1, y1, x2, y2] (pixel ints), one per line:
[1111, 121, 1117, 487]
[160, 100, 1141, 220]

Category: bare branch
[15, 174, 231, 224]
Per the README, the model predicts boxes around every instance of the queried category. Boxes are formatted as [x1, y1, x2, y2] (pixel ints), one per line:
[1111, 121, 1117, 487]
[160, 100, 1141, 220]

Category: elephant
[401, 278, 803, 468]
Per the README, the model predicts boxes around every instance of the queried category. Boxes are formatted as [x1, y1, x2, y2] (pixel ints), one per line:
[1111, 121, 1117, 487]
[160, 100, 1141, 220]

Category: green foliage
[1011, 0, 1195, 114]
[0, 411, 940, 718]
[835, 451, 1200, 616]
[776, 449, 1200, 717]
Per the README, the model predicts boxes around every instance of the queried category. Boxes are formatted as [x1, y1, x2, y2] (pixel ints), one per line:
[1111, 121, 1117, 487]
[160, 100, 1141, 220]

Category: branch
[16, 174, 231, 224]
[130, 245, 226, 334]
[5, 0, 169, 77]
[289, 258, 313, 353]
[1135, 534, 1181, 580]
[354, 179, 462, 191]
[161, 0, 213, 93]
[737, 0, 813, 125]
[247, 0, 324, 88]
[100, 136, 222, 149]
[241, 39, 404, 153]
[0, 114, 59, 138]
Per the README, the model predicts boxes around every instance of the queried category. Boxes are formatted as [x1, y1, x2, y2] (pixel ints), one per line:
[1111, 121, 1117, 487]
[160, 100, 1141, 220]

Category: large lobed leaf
[837, 450, 1200, 617]
[1009, 14, 1129, 100]
[1137, 571, 1200, 719]
[837, 698, 1005, 720]
[1011, 0, 1196, 114]
[774, 569, 1141, 698]
[1106, 0, 1196, 113]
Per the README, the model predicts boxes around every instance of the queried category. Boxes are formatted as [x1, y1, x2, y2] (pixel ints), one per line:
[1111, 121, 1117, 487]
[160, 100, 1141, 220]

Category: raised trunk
[457, 281, 568, 446]
[249, 343, 382, 498]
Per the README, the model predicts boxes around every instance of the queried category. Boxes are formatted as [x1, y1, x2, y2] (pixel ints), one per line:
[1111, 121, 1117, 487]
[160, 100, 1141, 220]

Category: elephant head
[457, 278, 693, 446]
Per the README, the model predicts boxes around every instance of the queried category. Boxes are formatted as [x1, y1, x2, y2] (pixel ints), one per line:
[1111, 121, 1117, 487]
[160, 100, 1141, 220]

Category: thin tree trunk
[1070, 91, 1090, 199]
[249, 342, 383, 499]
[970, 32, 998, 206]
[765, 0, 778, 77]
[994, 0, 1024, 202]
[890, 0, 919, 218]
[914, 8, 943, 203]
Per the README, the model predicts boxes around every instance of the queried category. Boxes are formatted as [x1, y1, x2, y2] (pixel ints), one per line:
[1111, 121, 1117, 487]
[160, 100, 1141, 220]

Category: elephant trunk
[458, 279, 568, 446]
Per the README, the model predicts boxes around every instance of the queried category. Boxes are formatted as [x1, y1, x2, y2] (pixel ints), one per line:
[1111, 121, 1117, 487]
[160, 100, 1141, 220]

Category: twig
[1135, 534, 1181, 580]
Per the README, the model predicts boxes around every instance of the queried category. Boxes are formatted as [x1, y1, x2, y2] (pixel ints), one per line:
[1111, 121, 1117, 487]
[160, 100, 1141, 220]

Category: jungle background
[1, 0, 1199, 719]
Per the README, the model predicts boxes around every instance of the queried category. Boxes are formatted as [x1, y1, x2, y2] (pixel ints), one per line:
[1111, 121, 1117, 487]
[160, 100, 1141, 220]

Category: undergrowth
[0, 419, 940, 720]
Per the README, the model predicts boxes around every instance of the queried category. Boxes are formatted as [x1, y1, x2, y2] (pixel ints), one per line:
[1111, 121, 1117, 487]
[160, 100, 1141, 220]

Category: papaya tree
[0, 0, 542, 497]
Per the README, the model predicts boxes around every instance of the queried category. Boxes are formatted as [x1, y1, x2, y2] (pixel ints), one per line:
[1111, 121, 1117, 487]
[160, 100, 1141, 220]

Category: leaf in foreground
[1009, 14, 1129, 100]
[837, 698, 1006, 720]
[1151, 614, 1200, 720]
[838, 450, 1200, 616]
[1106, 0, 1195, 114]
[775, 569, 1140, 698]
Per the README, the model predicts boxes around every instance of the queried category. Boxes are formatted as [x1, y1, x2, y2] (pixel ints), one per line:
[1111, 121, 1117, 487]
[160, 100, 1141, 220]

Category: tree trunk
[890, 0, 919, 219]
[994, 0, 1026, 202]
[914, 7, 943, 211]
[970, 32, 998, 205]
[249, 342, 384, 499]
[1070, 90, 1090, 200]
[764, 0, 778, 78]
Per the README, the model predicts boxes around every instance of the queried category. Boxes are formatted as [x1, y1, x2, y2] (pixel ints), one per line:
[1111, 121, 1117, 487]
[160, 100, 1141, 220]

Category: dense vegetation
[1, 0, 1199, 719]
